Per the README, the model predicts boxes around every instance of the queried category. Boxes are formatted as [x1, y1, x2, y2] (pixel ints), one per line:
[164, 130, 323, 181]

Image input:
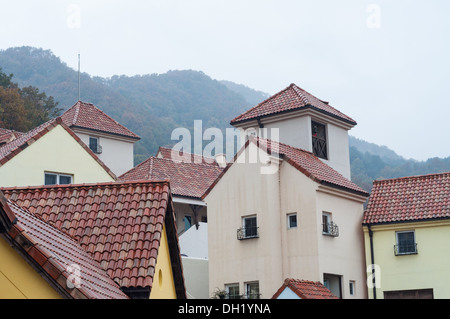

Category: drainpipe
[368, 225, 377, 299]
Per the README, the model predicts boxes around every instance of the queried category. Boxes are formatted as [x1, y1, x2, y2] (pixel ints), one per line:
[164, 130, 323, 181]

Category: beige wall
[0, 125, 115, 187]
[205, 142, 367, 299]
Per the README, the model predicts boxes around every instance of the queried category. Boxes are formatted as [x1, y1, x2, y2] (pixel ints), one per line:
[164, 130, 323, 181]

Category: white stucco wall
[74, 130, 135, 177]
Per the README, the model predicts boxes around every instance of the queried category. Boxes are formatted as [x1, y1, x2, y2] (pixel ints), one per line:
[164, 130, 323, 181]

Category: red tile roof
[0, 192, 129, 299]
[230, 83, 357, 126]
[203, 137, 368, 199]
[272, 278, 339, 299]
[119, 149, 224, 199]
[0, 118, 116, 180]
[61, 101, 140, 140]
[363, 172, 450, 225]
[1, 180, 186, 298]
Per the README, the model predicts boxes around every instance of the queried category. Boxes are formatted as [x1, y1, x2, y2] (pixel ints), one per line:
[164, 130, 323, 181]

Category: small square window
[238, 215, 259, 240]
[287, 213, 297, 229]
[395, 231, 417, 255]
[89, 136, 102, 154]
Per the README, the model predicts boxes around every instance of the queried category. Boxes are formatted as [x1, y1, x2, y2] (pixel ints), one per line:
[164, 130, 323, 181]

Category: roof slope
[203, 137, 368, 199]
[0, 118, 116, 180]
[272, 278, 339, 299]
[1, 180, 185, 296]
[119, 149, 224, 199]
[363, 172, 450, 225]
[0, 192, 129, 299]
[61, 101, 140, 140]
[230, 83, 357, 126]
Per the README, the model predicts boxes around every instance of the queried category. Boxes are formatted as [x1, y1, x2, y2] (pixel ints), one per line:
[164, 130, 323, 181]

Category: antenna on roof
[78, 53, 81, 101]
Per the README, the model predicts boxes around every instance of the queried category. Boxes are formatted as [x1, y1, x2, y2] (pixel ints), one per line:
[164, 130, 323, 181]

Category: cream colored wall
[74, 130, 135, 177]
[315, 188, 367, 299]
[364, 220, 450, 299]
[205, 142, 366, 299]
[279, 161, 321, 281]
[182, 257, 209, 299]
[0, 125, 115, 187]
[149, 224, 177, 299]
[0, 236, 62, 299]
[205, 142, 284, 299]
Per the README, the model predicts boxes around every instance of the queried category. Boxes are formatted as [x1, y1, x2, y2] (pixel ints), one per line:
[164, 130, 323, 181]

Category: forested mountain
[1, 46, 448, 192]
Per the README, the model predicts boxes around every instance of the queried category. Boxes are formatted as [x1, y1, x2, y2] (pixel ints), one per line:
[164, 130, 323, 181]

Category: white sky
[1, 0, 449, 160]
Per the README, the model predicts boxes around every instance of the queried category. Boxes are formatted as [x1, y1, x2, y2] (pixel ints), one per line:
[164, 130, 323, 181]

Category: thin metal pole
[78, 53, 80, 101]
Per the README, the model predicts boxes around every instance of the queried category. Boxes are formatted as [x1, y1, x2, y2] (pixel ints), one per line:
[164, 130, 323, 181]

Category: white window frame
[44, 172, 73, 185]
[242, 215, 258, 239]
[287, 213, 298, 229]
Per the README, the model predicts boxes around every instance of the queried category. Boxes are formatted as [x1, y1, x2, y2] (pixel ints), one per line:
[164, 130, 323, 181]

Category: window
[349, 281, 356, 296]
[225, 284, 240, 299]
[89, 136, 102, 154]
[395, 231, 417, 255]
[312, 121, 327, 159]
[245, 282, 260, 299]
[287, 213, 297, 229]
[184, 215, 192, 231]
[44, 172, 73, 185]
[322, 212, 339, 237]
[237, 215, 259, 240]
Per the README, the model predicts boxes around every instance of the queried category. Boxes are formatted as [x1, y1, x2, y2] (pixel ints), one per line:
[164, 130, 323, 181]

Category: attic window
[312, 121, 327, 159]
[45, 172, 73, 185]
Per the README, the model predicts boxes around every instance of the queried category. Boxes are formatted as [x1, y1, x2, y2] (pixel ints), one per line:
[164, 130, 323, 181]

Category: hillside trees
[0, 67, 62, 131]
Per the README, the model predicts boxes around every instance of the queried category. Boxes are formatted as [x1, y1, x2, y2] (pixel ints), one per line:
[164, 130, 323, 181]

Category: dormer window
[312, 121, 327, 159]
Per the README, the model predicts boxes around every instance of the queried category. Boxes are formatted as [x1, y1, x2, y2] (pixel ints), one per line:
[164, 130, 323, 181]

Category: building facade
[363, 172, 450, 299]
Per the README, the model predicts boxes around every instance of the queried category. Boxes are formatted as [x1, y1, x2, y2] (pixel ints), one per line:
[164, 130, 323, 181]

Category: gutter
[367, 224, 377, 299]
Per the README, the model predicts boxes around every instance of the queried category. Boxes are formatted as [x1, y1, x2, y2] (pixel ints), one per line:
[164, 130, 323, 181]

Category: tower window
[312, 121, 327, 159]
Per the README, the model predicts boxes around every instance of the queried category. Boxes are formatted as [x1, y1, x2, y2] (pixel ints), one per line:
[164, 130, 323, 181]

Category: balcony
[394, 243, 418, 256]
[237, 226, 259, 240]
[322, 221, 339, 237]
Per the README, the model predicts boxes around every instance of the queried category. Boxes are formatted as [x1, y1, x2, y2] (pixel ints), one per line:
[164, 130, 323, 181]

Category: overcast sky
[1, 0, 449, 160]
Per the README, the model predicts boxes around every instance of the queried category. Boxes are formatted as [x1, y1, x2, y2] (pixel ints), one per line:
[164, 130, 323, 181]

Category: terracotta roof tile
[1, 180, 180, 292]
[230, 83, 356, 126]
[363, 172, 450, 225]
[272, 278, 339, 299]
[61, 101, 140, 140]
[0, 193, 129, 299]
[119, 149, 224, 199]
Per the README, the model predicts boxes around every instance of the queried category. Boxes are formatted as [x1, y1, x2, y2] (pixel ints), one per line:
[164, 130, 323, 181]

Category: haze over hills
[1, 46, 448, 192]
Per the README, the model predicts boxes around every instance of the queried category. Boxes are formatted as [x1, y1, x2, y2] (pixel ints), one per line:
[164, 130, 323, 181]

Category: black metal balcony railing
[237, 226, 259, 240]
[322, 222, 339, 237]
[394, 243, 418, 256]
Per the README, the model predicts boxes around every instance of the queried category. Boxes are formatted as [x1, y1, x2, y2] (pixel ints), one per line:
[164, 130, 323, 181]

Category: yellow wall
[0, 125, 115, 187]
[364, 220, 450, 299]
[0, 237, 62, 299]
[149, 224, 177, 299]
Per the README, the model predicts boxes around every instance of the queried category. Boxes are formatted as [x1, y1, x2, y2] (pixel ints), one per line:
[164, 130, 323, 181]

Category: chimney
[215, 153, 227, 168]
